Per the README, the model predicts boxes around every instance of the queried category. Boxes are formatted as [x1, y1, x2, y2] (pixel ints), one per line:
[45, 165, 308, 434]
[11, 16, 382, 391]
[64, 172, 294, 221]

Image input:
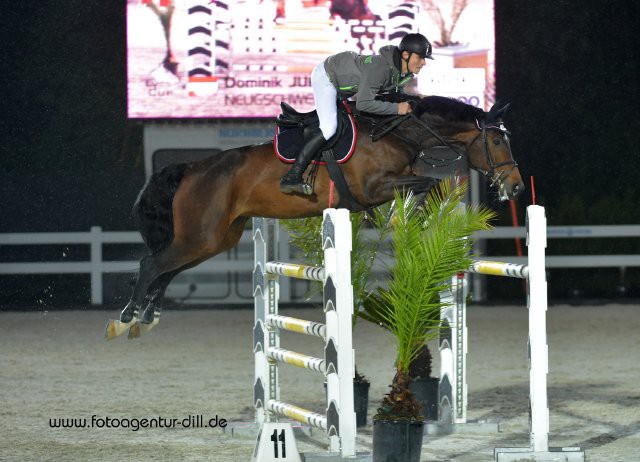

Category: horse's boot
[280, 129, 326, 195]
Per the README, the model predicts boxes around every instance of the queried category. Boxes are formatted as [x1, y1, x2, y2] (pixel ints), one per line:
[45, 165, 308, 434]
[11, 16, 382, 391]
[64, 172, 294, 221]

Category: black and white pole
[438, 272, 468, 428]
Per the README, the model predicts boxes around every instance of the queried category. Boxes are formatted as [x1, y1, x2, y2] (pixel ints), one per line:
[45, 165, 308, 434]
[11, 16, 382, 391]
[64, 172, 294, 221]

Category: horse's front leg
[394, 175, 439, 195]
[366, 174, 438, 205]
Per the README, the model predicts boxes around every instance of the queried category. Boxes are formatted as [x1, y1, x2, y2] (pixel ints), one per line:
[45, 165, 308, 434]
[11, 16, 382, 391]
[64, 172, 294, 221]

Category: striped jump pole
[186, 0, 231, 96]
[253, 209, 357, 459]
[437, 271, 469, 430]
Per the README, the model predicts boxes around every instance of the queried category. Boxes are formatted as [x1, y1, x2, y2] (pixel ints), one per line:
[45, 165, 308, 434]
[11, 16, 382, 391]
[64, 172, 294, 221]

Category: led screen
[127, 0, 495, 118]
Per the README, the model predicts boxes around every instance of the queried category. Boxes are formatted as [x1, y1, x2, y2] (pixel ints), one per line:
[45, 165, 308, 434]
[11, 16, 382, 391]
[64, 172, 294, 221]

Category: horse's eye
[492, 138, 501, 146]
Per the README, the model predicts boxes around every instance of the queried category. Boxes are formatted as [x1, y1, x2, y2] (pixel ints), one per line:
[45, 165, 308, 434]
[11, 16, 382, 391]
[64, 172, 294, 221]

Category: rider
[280, 32, 434, 195]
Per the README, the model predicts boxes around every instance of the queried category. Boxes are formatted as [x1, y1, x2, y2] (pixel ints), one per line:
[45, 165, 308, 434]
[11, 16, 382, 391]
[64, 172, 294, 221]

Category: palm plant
[281, 215, 324, 277]
[282, 208, 392, 326]
[361, 179, 495, 420]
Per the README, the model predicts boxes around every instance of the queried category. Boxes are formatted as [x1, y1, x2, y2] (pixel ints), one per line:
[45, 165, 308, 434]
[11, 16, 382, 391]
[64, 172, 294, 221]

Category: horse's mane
[374, 93, 485, 125]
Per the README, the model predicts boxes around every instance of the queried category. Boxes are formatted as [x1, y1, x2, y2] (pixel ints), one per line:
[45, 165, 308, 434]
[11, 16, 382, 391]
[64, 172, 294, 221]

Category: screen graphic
[127, 0, 495, 118]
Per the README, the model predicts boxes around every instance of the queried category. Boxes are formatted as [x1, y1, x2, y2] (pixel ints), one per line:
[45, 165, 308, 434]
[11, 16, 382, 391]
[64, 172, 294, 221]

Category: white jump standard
[493, 205, 584, 461]
[438, 205, 584, 461]
[253, 209, 359, 460]
[435, 261, 531, 434]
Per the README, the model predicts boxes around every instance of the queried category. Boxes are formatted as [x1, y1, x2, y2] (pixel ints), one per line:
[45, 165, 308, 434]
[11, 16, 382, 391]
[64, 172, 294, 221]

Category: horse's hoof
[127, 317, 159, 339]
[105, 318, 137, 340]
[127, 322, 142, 339]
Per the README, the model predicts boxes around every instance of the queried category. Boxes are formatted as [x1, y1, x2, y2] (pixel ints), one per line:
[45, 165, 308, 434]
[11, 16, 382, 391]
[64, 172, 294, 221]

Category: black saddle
[274, 101, 356, 164]
[279, 101, 314, 119]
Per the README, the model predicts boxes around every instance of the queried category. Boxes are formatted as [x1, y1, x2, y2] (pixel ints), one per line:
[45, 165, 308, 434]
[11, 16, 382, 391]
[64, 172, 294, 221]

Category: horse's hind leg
[126, 269, 179, 339]
[139, 274, 173, 324]
[135, 216, 250, 332]
[107, 201, 250, 341]
[107, 248, 192, 339]
[118, 254, 166, 319]
[106, 255, 166, 339]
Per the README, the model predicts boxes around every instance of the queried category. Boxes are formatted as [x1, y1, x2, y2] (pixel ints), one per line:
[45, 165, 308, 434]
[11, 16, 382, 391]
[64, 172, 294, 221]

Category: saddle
[274, 101, 356, 165]
[274, 100, 363, 211]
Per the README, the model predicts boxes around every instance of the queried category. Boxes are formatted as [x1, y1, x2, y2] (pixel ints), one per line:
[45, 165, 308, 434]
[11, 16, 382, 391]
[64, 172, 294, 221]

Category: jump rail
[253, 209, 356, 459]
[438, 205, 585, 461]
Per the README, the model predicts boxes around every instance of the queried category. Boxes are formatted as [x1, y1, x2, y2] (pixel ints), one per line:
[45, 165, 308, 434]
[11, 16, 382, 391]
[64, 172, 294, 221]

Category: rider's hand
[397, 101, 413, 115]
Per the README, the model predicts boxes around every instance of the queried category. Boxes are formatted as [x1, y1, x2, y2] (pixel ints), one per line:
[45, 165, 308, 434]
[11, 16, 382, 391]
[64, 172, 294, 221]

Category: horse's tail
[133, 162, 190, 254]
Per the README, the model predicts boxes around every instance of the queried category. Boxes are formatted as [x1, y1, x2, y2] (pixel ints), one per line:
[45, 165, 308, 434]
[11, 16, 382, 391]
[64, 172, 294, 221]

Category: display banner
[127, 0, 495, 118]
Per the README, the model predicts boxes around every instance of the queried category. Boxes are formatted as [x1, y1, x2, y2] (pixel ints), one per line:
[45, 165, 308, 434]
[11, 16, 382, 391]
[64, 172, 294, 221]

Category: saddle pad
[274, 112, 357, 164]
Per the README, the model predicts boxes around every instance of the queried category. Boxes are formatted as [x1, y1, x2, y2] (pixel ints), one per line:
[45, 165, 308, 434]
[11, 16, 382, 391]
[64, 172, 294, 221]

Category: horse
[106, 95, 524, 339]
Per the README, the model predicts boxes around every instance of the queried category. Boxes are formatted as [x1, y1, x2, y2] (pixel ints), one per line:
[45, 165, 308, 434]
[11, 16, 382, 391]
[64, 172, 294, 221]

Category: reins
[369, 114, 413, 141]
[365, 112, 464, 169]
[363, 109, 517, 183]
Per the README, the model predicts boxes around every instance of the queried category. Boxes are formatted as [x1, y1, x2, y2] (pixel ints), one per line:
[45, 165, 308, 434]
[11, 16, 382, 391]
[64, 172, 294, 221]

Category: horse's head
[460, 104, 524, 201]
[464, 103, 524, 201]
[411, 97, 524, 201]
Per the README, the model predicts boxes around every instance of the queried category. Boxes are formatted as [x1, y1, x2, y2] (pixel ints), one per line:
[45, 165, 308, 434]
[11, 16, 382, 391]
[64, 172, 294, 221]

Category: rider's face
[409, 53, 427, 74]
[402, 51, 427, 74]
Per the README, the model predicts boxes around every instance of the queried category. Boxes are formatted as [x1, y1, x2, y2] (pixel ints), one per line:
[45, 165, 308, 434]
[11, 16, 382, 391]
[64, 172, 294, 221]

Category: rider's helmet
[398, 33, 434, 60]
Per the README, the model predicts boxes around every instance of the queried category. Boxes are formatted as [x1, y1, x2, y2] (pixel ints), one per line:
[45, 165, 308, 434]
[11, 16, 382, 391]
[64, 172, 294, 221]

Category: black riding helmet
[398, 33, 434, 60]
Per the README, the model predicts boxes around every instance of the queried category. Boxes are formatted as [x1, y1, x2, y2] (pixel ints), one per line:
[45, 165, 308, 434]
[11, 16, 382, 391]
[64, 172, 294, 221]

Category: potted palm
[282, 208, 391, 427]
[360, 179, 494, 461]
[407, 343, 439, 421]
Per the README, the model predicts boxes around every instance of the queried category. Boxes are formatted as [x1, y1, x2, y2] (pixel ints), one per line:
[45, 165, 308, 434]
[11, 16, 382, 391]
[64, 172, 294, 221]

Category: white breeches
[311, 62, 338, 140]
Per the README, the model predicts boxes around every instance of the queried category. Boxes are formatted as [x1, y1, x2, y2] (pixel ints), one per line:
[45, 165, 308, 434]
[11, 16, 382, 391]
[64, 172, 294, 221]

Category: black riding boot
[280, 130, 326, 195]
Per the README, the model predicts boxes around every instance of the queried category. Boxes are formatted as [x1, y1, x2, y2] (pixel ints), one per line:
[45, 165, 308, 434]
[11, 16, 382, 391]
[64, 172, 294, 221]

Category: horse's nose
[510, 181, 525, 199]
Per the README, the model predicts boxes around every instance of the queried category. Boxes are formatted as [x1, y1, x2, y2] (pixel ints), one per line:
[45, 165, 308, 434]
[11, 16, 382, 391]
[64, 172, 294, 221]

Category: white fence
[1, 224, 639, 305]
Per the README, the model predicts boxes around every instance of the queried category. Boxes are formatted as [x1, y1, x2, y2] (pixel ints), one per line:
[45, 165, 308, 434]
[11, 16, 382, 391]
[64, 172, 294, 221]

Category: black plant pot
[324, 380, 370, 427]
[353, 380, 370, 427]
[372, 419, 424, 462]
[409, 376, 439, 421]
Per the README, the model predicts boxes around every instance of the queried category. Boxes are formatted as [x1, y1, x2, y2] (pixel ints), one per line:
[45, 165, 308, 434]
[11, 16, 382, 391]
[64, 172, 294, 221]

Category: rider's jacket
[323, 45, 414, 115]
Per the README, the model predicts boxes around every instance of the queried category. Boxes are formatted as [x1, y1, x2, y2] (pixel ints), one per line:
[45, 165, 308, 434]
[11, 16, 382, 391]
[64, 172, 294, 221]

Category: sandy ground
[1, 304, 639, 461]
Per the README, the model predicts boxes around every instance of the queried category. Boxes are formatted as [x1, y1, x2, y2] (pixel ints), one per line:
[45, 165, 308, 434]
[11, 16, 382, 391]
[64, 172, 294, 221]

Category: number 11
[270, 428, 287, 458]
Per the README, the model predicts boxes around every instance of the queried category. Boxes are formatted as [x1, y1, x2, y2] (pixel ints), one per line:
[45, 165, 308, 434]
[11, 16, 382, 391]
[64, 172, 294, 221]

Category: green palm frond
[282, 209, 388, 313]
[361, 179, 495, 373]
[281, 216, 325, 301]
[281, 215, 324, 267]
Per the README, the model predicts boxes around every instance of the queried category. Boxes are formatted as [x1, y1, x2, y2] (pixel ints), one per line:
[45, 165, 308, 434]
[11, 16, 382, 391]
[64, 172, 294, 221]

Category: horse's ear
[487, 102, 510, 122]
[487, 102, 499, 120]
[496, 102, 511, 118]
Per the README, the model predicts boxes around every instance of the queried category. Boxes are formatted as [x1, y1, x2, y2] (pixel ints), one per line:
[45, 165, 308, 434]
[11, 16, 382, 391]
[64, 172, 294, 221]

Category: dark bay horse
[106, 95, 524, 339]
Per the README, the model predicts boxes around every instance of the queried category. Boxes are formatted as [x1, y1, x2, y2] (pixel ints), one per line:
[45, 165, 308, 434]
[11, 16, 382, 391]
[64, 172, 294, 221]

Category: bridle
[367, 111, 518, 189]
[467, 119, 518, 187]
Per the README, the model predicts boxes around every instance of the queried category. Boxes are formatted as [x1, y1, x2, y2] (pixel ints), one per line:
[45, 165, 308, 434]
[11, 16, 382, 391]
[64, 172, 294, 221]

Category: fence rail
[1, 224, 639, 305]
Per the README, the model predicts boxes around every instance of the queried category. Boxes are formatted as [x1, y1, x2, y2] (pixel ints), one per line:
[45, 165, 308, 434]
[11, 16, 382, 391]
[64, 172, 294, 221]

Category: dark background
[1, 0, 638, 307]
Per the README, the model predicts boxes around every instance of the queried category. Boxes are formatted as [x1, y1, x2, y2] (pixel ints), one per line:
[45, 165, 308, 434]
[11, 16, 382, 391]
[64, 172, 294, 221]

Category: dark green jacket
[323, 45, 414, 115]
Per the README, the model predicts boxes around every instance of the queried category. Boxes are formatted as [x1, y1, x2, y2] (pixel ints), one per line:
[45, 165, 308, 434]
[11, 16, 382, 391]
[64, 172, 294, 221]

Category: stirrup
[280, 179, 313, 196]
